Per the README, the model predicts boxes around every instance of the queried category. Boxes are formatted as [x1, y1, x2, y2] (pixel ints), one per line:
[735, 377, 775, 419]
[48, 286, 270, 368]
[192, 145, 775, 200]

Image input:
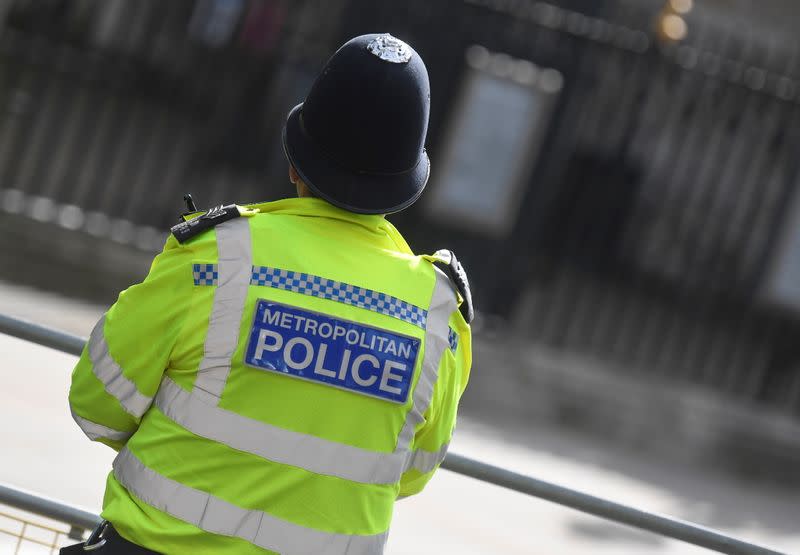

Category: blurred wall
[2, 0, 800, 419]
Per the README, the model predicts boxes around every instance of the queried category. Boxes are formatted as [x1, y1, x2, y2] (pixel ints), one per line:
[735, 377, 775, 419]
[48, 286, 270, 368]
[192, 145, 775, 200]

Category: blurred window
[5, 0, 92, 42]
[189, 0, 247, 48]
[426, 46, 562, 238]
[239, 0, 285, 54]
[762, 190, 800, 314]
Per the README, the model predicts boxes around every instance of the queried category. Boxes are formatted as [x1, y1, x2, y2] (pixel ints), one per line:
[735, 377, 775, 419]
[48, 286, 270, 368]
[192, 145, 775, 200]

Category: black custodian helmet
[282, 33, 431, 214]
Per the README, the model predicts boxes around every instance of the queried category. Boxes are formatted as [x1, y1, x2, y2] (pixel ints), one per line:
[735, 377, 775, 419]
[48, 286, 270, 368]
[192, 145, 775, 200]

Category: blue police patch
[244, 300, 420, 404]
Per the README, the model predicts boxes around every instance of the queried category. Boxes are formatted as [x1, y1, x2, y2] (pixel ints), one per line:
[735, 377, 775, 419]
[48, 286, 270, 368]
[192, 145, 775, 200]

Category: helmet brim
[282, 104, 430, 215]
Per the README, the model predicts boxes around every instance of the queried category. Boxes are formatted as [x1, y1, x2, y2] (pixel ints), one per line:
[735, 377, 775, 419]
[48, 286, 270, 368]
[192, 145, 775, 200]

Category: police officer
[65, 33, 472, 555]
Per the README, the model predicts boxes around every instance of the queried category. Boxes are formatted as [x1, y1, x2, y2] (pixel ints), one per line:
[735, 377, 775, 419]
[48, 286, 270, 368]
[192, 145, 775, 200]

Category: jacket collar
[246, 198, 415, 255]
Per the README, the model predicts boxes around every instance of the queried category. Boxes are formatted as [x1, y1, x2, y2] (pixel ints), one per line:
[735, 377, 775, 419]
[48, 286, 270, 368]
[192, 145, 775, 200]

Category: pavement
[1, 280, 799, 554]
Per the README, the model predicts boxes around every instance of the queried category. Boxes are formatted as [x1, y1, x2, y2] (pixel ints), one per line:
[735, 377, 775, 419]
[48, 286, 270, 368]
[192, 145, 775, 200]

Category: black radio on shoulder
[433, 250, 474, 324]
[171, 204, 241, 244]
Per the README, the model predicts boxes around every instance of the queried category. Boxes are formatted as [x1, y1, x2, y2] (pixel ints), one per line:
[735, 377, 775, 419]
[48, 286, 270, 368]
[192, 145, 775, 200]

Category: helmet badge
[367, 34, 413, 64]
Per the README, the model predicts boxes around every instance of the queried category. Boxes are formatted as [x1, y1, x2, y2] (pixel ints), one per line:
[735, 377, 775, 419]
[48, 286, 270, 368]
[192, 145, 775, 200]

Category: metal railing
[0, 484, 100, 533]
[0, 312, 790, 555]
[0, 484, 98, 554]
[0, 510, 71, 554]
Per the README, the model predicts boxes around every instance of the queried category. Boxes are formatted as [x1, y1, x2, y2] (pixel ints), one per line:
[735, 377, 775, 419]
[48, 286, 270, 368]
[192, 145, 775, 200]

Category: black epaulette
[430, 249, 474, 324]
[170, 204, 243, 244]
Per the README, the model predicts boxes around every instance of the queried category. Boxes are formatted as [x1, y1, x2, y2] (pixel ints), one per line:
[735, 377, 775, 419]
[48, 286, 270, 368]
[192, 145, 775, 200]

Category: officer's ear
[290, 165, 317, 199]
[289, 165, 300, 186]
[289, 165, 304, 197]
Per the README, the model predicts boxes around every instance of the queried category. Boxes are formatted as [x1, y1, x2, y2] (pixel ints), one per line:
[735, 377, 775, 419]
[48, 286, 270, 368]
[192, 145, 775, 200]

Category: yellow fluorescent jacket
[68, 198, 472, 555]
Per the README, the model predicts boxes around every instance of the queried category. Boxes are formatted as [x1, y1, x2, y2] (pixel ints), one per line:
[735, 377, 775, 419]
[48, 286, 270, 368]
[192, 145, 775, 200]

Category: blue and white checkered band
[192, 263, 218, 286]
[448, 327, 458, 353]
[251, 266, 428, 329]
[190, 264, 428, 328]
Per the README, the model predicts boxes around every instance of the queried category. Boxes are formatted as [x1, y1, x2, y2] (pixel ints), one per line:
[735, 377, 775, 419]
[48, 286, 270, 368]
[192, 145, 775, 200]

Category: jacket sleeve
[398, 316, 472, 498]
[68, 236, 193, 451]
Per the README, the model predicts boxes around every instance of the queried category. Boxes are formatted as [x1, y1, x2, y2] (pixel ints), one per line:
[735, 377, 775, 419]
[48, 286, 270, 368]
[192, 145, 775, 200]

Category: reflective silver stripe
[396, 269, 456, 453]
[113, 448, 389, 555]
[406, 442, 450, 475]
[193, 218, 253, 404]
[70, 408, 132, 443]
[88, 315, 152, 418]
[156, 377, 405, 484]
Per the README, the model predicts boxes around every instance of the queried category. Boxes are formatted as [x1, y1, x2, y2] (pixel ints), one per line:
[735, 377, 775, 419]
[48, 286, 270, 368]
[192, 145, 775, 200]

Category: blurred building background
[2, 0, 800, 494]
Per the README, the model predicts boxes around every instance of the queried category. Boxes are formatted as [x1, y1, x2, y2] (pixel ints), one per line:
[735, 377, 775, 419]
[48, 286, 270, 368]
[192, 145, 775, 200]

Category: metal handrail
[0, 484, 101, 533]
[0, 312, 790, 555]
[441, 455, 787, 555]
[0, 313, 85, 356]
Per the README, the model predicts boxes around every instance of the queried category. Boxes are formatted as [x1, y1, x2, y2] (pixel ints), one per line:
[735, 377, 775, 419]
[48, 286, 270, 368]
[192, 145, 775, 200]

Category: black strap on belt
[60, 521, 162, 554]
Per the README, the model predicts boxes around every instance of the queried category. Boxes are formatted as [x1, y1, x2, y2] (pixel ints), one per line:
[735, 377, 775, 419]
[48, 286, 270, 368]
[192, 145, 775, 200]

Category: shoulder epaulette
[428, 249, 474, 324]
[170, 204, 259, 244]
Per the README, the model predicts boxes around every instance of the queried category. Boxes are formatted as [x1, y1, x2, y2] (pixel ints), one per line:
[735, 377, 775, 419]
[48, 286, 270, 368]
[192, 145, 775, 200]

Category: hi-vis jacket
[69, 198, 472, 555]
